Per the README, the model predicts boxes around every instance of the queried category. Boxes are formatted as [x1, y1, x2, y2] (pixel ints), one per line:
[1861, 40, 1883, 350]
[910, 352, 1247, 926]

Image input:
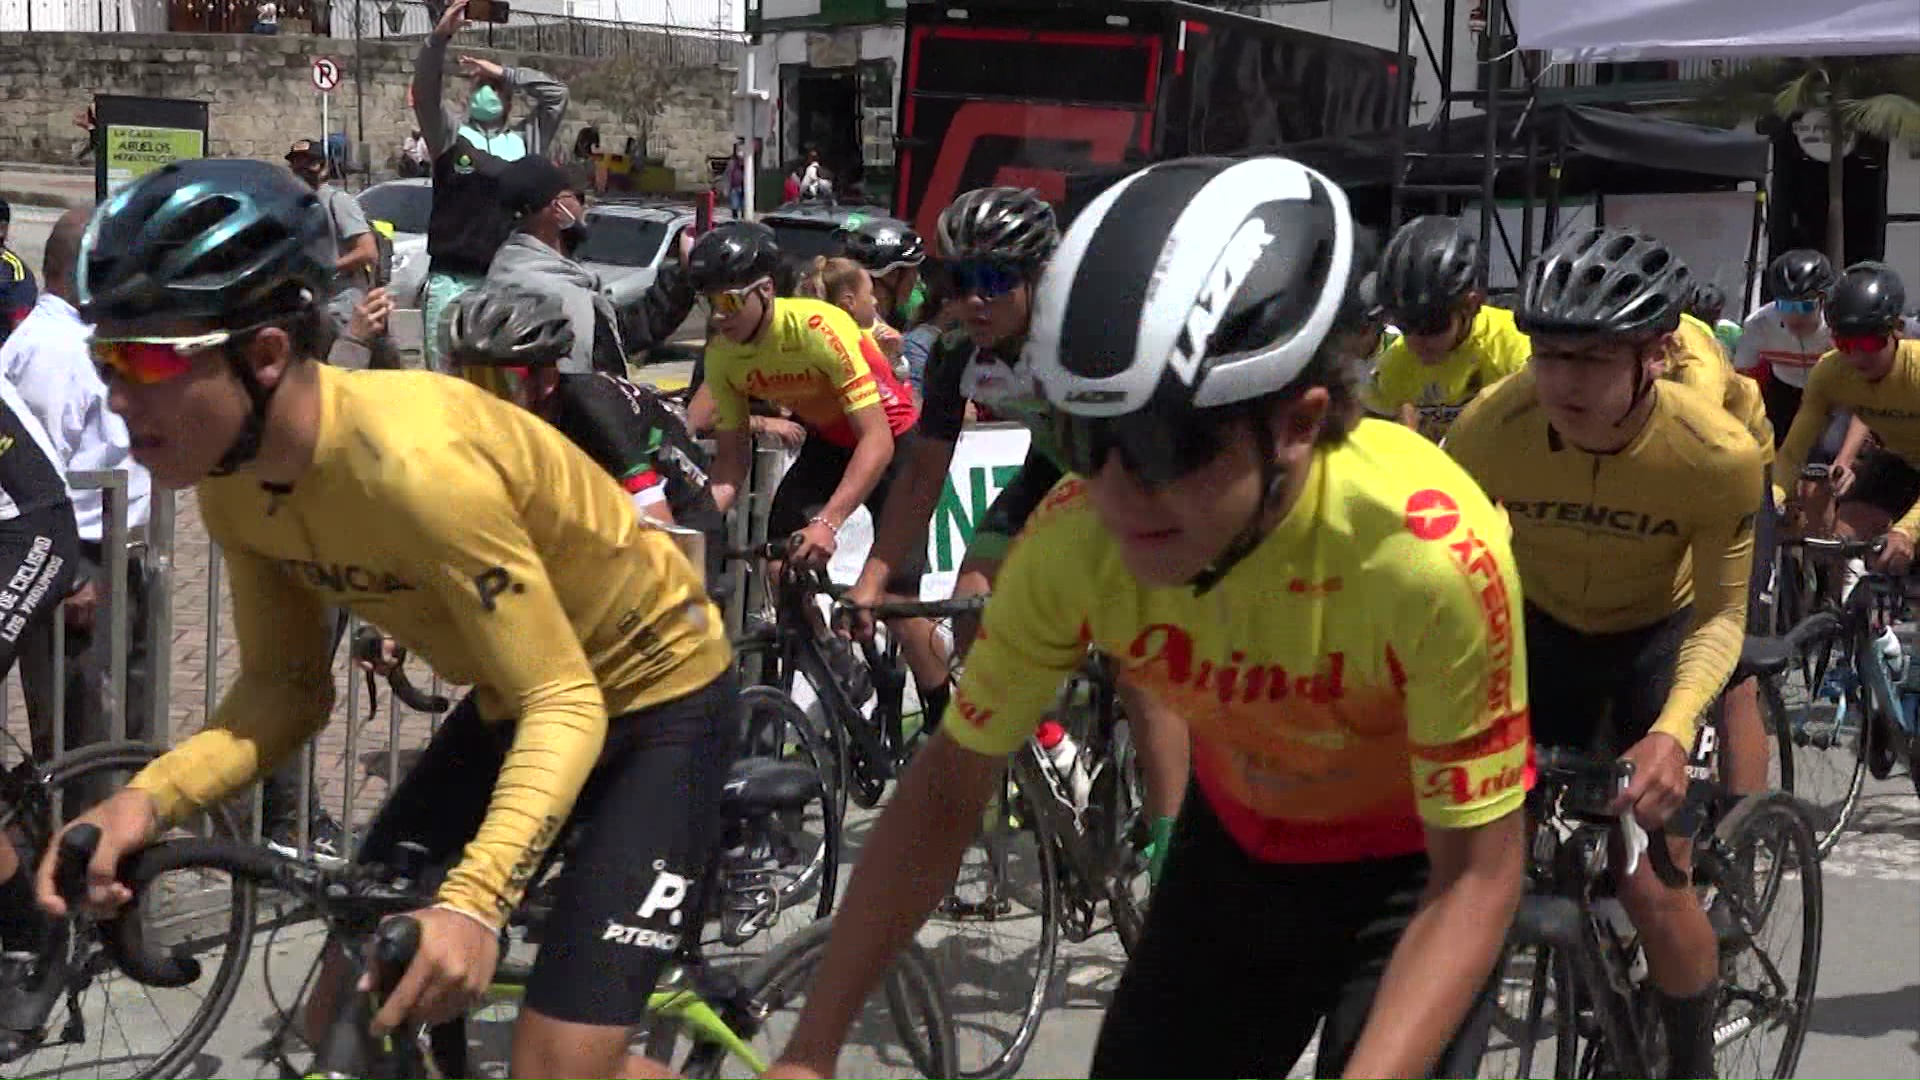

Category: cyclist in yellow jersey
[33, 160, 735, 1079]
[1661, 312, 1777, 797]
[1363, 215, 1532, 440]
[1446, 226, 1763, 1080]
[767, 158, 1529, 1080]
[1776, 263, 1920, 573]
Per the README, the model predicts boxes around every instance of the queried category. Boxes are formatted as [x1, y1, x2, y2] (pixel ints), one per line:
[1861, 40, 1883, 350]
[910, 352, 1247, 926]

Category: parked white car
[575, 200, 697, 310]
[356, 177, 432, 308]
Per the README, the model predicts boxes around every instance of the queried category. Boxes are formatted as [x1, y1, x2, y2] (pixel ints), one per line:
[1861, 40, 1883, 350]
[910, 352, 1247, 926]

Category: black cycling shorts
[768, 429, 925, 592]
[1524, 604, 1717, 764]
[357, 672, 739, 1027]
[0, 503, 79, 673]
[1748, 473, 1778, 633]
[1842, 446, 1920, 523]
[966, 446, 1064, 566]
[1090, 786, 1498, 1078]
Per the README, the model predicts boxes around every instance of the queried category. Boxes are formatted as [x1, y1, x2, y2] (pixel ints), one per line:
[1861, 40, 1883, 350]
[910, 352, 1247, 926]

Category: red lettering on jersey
[1404, 489, 1461, 541]
[743, 368, 820, 397]
[807, 313, 861, 378]
[1287, 577, 1343, 595]
[952, 694, 994, 729]
[1446, 528, 1517, 713]
[1413, 708, 1530, 765]
[1422, 759, 1530, 806]
[1127, 623, 1344, 706]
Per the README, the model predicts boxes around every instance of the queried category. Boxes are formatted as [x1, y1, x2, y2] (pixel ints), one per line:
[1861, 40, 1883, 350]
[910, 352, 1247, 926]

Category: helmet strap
[1190, 410, 1285, 597]
[1611, 341, 1660, 431]
[209, 346, 279, 477]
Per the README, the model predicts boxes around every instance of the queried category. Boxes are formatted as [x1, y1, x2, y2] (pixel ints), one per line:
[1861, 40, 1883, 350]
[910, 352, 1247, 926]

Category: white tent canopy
[1509, 0, 1920, 61]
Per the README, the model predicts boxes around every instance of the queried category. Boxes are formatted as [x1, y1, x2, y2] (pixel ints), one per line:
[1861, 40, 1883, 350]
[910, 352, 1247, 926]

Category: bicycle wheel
[1760, 663, 1867, 858]
[1707, 793, 1822, 1080]
[0, 741, 257, 1080]
[722, 686, 844, 945]
[665, 919, 958, 1079]
[927, 754, 1060, 1080]
[1480, 943, 1580, 1079]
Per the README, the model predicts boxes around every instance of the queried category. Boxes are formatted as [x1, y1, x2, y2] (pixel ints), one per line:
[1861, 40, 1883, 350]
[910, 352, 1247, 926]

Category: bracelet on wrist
[808, 514, 838, 533]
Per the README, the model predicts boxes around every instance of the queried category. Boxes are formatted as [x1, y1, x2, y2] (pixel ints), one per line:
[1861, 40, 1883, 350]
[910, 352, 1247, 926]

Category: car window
[766, 221, 845, 261]
[576, 214, 671, 268]
[357, 184, 432, 235]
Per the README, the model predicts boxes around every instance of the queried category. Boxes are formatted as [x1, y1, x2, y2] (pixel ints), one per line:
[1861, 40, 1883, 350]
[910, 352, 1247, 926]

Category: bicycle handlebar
[1530, 748, 1691, 890]
[351, 626, 452, 714]
[1780, 535, 1888, 560]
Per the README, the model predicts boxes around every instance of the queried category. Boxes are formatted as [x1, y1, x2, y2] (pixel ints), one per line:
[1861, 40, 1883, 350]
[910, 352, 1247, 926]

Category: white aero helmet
[1027, 156, 1355, 483]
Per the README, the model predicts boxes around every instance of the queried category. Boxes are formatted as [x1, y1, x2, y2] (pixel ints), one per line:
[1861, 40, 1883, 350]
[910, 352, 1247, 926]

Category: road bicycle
[53, 755, 958, 1080]
[1484, 748, 1821, 1079]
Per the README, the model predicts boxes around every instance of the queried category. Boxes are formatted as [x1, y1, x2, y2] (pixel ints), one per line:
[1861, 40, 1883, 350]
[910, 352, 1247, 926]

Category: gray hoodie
[411, 36, 568, 161]
[485, 233, 701, 377]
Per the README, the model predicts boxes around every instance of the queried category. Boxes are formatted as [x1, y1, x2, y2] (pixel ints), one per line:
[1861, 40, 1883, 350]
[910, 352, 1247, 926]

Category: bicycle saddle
[721, 757, 823, 818]
[1734, 634, 1796, 680]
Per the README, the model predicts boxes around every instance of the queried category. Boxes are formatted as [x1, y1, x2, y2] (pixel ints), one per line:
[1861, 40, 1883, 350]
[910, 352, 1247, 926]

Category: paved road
[2, 206, 1914, 1078]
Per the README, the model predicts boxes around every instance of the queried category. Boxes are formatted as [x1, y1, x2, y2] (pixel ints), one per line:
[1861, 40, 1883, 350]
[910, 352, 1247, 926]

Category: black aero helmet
[78, 157, 333, 332]
[1518, 226, 1691, 339]
[936, 187, 1058, 263]
[1824, 262, 1907, 337]
[1377, 215, 1479, 327]
[445, 286, 576, 367]
[686, 221, 780, 293]
[836, 216, 925, 274]
[1765, 249, 1836, 302]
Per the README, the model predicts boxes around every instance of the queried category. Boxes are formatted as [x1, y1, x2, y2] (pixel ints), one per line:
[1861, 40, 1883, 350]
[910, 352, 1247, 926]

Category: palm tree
[1689, 56, 1920, 265]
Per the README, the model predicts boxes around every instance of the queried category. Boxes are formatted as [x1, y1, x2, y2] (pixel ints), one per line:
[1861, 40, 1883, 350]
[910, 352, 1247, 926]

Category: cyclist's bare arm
[771, 734, 1002, 1076]
[128, 551, 336, 820]
[815, 404, 895, 531]
[1398, 403, 1420, 431]
[1343, 813, 1525, 1077]
[1118, 677, 1191, 821]
[709, 427, 751, 515]
[688, 382, 720, 435]
[854, 434, 955, 596]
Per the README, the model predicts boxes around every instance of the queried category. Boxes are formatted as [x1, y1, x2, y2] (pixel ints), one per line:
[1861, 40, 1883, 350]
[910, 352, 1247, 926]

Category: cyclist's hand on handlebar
[367, 906, 500, 1035]
[836, 577, 884, 641]
[34, 789, 159, 918]
[1874, 530, 1914, 575]
[1610, 732, 1690, 829]
[354, 634, 404, 678]
[1829, 461, 1856, 497]
[787, 521, 837, 569]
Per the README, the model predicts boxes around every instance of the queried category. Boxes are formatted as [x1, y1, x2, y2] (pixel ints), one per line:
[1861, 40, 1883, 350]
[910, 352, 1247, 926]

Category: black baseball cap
[498, 156, 573, 217]
[286, 138, 325, 161]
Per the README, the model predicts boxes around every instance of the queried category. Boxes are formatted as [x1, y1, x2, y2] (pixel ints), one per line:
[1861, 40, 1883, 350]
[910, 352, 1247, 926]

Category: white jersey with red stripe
[1734, 302, 1833, 389]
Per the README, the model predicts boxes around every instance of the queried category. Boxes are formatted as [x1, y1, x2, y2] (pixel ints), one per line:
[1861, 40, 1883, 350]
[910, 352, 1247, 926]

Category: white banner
[1605, 191, 1761, 312]
[1510, 0, 1920, 60]
[826, 423, 1035, 599]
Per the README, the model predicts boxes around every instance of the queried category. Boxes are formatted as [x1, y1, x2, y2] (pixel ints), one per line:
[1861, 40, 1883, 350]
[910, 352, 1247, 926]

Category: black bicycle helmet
[1376, 215, 1479, 326]
[77, 158, 333, 477]
[685, 221, 780, 292]
[1685, 281, 1728, 322]
[1824, 262, 1907, 336]
[1517, 226, 1691, 339]
[836, 216, 925, 274]
[936, 187, 1058, 264]
[1765, 249, 1837, 301]
[78, 157, 333, 332]
[444, 286, 577, 367]
[1331, 225, 1385, 337]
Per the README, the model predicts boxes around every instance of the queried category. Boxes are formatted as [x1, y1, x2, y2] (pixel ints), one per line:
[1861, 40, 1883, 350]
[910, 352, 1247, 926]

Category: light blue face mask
[469, 85, 505, 124]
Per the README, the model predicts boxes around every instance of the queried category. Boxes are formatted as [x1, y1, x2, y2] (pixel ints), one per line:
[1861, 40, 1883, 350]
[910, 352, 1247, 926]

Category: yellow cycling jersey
[1777, 340, 1920, 536]
[1362, 305, 1532, 441]
[1665, 313, 1774, 467]
[703, 297, 918, 448]
[129, 365, 731, 923]
[1445, 371, 1763, 746]
[950, 419, 1530, 864]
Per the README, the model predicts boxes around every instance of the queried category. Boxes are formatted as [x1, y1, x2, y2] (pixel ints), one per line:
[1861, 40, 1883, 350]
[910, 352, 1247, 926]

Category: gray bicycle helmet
[1685, 281, 1728, 322]
[78, 157, 333, 332]
[1765, 249, 1837, 301]
[1824, 262, 1907, 337]
[686, 222, 780, 292]
[1518, 226, 1691, 339]
[1376, 215, 1479, 327]
[78, 158, 334, 477]
[445, 286, 577, 367]
[836, 216, 925, 274]
[936, 187, 1058, 264]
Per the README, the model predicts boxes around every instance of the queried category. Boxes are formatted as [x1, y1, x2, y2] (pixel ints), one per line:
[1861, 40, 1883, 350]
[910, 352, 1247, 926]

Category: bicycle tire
[0, 741, 258, 1080]
[674, 918, 958, 1079]
[1708, 792, 1823, 1080]
[732, 685, 845, 932]
[1760, 664, 1867, 859]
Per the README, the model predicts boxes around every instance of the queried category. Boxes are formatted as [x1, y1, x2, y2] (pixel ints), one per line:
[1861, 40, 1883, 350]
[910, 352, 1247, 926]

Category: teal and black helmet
[78, 158, 333, 331]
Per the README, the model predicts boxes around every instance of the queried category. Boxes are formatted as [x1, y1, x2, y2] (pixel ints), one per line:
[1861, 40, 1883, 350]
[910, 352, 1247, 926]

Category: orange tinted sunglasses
[91, 329, 239, 385]
[706, 277, 771, 317]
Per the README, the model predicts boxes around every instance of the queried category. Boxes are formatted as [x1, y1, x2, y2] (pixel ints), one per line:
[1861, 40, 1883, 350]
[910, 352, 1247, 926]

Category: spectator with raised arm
[411, 0, 568, 372]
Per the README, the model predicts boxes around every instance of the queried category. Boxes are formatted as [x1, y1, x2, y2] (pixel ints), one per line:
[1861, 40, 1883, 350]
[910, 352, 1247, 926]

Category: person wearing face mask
[285, 140, 398, 365]
[412, 0, 569, 373]
[483, 156, 696, 382]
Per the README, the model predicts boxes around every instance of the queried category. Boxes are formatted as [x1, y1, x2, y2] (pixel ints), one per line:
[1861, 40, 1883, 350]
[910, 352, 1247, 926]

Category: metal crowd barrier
[3, 441, 789, 869]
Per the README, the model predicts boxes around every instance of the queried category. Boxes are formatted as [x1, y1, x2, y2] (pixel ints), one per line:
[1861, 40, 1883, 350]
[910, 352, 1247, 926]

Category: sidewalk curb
[0, 185, 92, 211]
